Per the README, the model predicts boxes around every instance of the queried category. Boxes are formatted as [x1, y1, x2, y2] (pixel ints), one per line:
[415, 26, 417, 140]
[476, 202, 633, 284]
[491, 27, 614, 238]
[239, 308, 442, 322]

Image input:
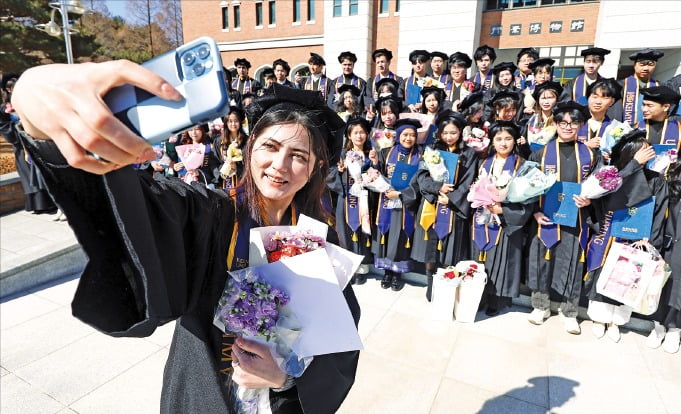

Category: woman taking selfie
[11, 62, 360, 414]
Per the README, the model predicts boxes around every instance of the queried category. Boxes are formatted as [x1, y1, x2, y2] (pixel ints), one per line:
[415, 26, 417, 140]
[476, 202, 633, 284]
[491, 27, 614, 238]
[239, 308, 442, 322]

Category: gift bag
[430, 269, 460, 321]
[631, 244, 672, 315]
[454, 274, 487, 323]
[596, 242, 657, 308]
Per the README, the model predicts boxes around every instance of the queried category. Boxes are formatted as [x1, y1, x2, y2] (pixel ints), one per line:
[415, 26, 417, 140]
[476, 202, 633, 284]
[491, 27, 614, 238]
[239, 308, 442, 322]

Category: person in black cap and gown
[576, 78, 621, 153]
[403, 49, 431, 112]
[11, 59, 360, 413]
[515, 48, 539, 92]
[617, 48, 665, 125]
[272, 58, 296, 88]
[559, 47, 611, 105]
[329, 51, 367, 109]
[472, 45, 497, 92]
[430, 51, 450, 85]
[635, 85, 681, 148]
[366, 48, 404, 103]
[232, 57, 261, 95]
[300, 53, 332, 101]
[445, 52, 475, 112]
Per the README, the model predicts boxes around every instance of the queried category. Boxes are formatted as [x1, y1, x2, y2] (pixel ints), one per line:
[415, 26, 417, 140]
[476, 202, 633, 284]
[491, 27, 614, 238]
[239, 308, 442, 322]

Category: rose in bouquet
[361, 167, 392, 193]
[527, 121, 556, 146]
[453, 260, 485, 281]
[371, 128, 395, 150]
[504, 161, 557, 203]
[417, 77, 447, 89]
[422, 147, 449, 182]
[214, 268, 309, 414]
[345, 150, 365, 196]
[580, 166, 623, 199]
[600, 119, 633, 154]
[265, 230, 326, 263]
[462, 124, 490, 153]
[467, 172, 511, 225]
[175, 143, 206, 184]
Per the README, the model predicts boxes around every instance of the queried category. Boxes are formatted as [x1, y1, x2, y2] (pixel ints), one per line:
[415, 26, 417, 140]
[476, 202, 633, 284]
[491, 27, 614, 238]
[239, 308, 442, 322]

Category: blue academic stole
[372, 72, 397, 99]
[436, 73, 450, 84]
[405, 75, 423, 105]
[472, 155, 521, 253]
[577, 118, 611, 143]
[538, 140, 593, 258]
[572, 73, 599, 106]
[375, 147, 420, 244]
[431, 150, 464, 249]
[305, 75, 328, 99]
[514, 71, 533, 91]
[232, 78, 254, 94]
[474, 72, 494, 91]
[335, 74, 360, 93]
[623, 75, 658, 125]
[344, 158, 364, 237]
[639, 119, 681, 146]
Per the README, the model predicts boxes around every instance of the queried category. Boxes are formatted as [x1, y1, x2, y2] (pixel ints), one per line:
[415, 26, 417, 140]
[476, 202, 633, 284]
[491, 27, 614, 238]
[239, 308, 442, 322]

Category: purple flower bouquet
[580, 166, 623, 199]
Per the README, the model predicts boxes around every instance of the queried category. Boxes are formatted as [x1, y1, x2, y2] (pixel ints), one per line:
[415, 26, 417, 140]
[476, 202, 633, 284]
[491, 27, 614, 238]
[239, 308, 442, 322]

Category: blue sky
[104, 0, 128, 19]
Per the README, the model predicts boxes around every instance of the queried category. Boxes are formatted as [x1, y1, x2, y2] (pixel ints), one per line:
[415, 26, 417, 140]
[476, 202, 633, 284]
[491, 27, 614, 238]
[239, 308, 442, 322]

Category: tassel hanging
[424, 232, 428, 241]
[405, 238, 411, 248]
[545, 249, 551, 261]
[366, 239, 371, 247]
[478, 251, 484, 262]
[381, 234, 385, 245]
[579, 249, 585, 263]
[352, 232, 358, 242]
[438, 240, 443, 251]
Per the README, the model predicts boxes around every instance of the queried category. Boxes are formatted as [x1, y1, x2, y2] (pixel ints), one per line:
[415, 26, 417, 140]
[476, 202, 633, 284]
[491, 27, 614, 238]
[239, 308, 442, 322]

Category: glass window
[333, 0, 342, 17]
[395, 0, 400, 12]
[307, 0, 315, 20]
[293, 0, 301, 22]
[269, 1, 276, 25]
[222, 6, 229, 29]
[380, 0, 389, 14]
[234, 5, 240, 28]
[256, 2, 263, 26]
[349, 0, 358, 15]
[485, 0, 509, 10]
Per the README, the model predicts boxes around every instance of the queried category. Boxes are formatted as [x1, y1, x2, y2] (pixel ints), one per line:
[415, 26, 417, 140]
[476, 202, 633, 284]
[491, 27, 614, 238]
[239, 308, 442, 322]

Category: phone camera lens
[192, 63, 205, 76]
[182, 52, 196, 66]
[197, 45, 210, 59]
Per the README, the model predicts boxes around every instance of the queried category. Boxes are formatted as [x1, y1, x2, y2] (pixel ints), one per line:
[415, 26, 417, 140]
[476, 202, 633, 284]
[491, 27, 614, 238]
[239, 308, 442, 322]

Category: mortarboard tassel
[424, 232, 428, 241]
[352, 232, 358, 242]
[381, 234, 385, 245]
[545, 249, 551, 261]
[438, 240, 443, 251]
[580, 250, 585, 263]
[405, 238, 411, 248]
[366, 238, 371, 247]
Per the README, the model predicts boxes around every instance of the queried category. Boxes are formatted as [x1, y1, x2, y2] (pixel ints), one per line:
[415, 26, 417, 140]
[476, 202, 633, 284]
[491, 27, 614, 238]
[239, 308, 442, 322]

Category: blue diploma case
[646, 145, 675, 169]
[391, 162, 419, 190]
[543, 181, 582, 227]
[611, 197, 655, 240]
[406, 84, 423, 105]
[438, 150, 460, 185]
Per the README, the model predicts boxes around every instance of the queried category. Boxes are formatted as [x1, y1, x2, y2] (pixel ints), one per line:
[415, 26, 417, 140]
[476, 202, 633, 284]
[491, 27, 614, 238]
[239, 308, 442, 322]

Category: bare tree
[126, 0, 161, 57]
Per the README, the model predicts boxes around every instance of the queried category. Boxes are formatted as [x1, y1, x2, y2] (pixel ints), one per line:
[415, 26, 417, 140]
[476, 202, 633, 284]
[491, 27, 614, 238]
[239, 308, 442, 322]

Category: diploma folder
[438, 150, 460, 185]
[611, 196, 655, 240]
[390, 162, 419, 191]
[543, 181, 582, 227]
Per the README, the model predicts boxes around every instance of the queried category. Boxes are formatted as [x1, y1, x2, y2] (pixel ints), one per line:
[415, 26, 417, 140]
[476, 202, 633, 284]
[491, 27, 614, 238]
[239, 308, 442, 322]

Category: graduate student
[329, 51, 367, 109]
[635, 85, 681, 146]
[366, 48, 403, 102]
[11, 62, 360, 413]
[404, 49, 432, 112]
[445, 52, 474, 111]
[430, 51, 450, 84]
[577, 78, 621, 151]
[515, 48, 539, 92]
[232, 57, 261, 95]
[526, 101, 601, 334]
[369, 119, 422, 291]
[521, 58, 555, 118]
[619, 48, 665, 125]
[272, 58, 296, 88]
[302, 52, 332, 101]
[518, 81, 563, 159]
[335, 84, 363, 122]
[473, 45, 496, 92]
[559, 47, 611, 105]
[411, 111, 478, 301]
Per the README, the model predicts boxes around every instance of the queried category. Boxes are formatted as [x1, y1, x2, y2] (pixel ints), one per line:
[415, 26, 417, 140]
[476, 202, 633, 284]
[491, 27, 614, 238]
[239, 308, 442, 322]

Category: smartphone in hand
[104, 37, 229, 144]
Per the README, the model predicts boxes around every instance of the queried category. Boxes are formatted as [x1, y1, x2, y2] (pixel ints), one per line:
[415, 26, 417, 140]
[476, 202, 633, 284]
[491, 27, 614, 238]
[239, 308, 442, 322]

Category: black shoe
[354, 273, 367, 285]
[425, 274, 433, 302]
[391, 274, 403, 291]
[485, 306, 500, 316]
[380, 272, 393, 289]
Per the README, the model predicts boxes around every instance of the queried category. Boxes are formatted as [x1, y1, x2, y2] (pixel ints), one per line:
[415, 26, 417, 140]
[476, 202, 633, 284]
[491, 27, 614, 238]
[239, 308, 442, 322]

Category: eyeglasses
[557, 121, 578, 129]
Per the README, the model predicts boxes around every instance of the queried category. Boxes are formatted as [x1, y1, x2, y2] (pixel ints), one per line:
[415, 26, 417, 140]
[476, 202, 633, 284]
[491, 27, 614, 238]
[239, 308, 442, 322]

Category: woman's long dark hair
[180, 124, 210, 145]
[485, 121, 520, 158]
[343, 120, 372, 156]
[239, 109, 331, 224]
[215, 108, 248, 161]
[433, 117, 468, 167]
[610, 130, 648, 171]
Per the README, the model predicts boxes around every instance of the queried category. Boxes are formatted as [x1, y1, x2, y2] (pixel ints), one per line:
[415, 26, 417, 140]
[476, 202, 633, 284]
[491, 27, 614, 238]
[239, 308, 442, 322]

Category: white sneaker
[606, 323, 621, 343]
[646, 322, 665, 349]
[528, 308, 550, 325]
[591, 322, 606, 339]
[662, 329, 680, 354]
[356, 264, 369, 275]
[562, 316, 581, 335]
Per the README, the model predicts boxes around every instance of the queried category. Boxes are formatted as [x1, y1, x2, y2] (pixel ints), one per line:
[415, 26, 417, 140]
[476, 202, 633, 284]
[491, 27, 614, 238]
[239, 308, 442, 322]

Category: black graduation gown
[584, 164, 668, 305]
[471, 161, 533, 298]
[19, 133, 360, 414]
[371, 147, 421, 272]
[410, 147, 479, 266]
[327, 151, 374, 264]
[327, 74, 367, 110]
[526, 142, 601, 301]
[659, 199, 681, 328]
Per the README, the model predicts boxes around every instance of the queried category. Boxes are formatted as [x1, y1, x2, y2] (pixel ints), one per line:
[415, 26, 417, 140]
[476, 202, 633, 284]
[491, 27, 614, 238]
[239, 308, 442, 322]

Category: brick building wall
[371, 0, 400, 78]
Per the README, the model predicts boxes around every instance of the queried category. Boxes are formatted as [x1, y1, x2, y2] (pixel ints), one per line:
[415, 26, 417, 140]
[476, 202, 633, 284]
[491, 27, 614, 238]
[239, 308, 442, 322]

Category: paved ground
[1, 209, 679, 413]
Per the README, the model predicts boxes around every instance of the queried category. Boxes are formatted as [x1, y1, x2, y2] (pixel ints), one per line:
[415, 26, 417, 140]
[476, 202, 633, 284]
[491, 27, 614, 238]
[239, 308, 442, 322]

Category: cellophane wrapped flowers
[345, 150, 365, 196]
[422, 147, 449, 182]
[580, 166, 622, 199]
[462, 123, 490, 153]
[265, 230, 326, 263]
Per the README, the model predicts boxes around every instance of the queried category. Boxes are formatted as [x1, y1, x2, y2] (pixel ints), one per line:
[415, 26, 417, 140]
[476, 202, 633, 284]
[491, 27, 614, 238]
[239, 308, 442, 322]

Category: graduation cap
[374, 95, 403, 113]
[586, 77, 622, 101]
[338, 51, 357, 63]
[420, 86, 445, 101]
[533, 81, 564, 100]
[430, 51, 448, 61]
[640, 85, 681, 105]
[458, 91, 484, 113]
[529, 58, 555, 70]
[337, 83, 362, 97]
[262, 68, 275, 78]
[394, 118, 422, 135]
[517, 47, 539, 60]
[308, 52, 326, 66]
[372, 48, 393, 61]
[448, 52, 472, 68]
[234, 58, 251, 68]
[628, 48, 664, 62]
[435, 109, 467, 130]
[490, 90, 520, 104]
[552, 100, 589, 120]
[246, 83, 345, 165]
[344, 117, 371, 136]
[492, 62, 518, 75]
[409, 49, 431, 63]
[580, 47, 611, 58]
[375, 78, 400, 94]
